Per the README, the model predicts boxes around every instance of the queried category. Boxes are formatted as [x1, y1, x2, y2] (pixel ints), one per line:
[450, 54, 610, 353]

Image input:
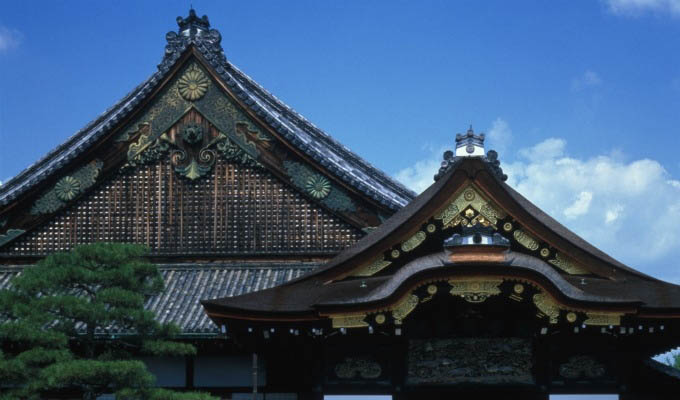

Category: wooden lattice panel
[3, 157, 362, 256]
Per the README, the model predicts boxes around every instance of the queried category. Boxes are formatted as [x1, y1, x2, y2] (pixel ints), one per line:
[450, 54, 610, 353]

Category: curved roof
[202, 156, 680, 322]
[0, 10, 415, 211]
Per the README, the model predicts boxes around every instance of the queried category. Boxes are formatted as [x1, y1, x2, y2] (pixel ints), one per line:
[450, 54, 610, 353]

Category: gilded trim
[352, 257, 392, 277]
[331, 314, 368, 328]
[392, 294, 420, 324]
[434, 185, 506, 229]
[549, 253, 590, 275]
[513, 229, 540, 251]
[449, 279, 503, 303]
[401, 231, 426, 252]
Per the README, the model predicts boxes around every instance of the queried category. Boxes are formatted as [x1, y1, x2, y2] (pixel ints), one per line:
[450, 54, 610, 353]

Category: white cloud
[564, 191, 593, 219]
[394, 148, 445, 194]
[486, 118, 512, 155]
[0, 26, 22, 53]
[571, 70, 602, 92]
[604, 0, 680, 16]
[506, 138, 680, 270]
[394, 121, 680, 281]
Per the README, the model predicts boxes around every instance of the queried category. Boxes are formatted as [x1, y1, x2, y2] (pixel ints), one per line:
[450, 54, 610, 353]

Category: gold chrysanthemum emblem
[178, 65, 209, 101]
[306, 174, 331, 199]
[55, 176, 81, 201]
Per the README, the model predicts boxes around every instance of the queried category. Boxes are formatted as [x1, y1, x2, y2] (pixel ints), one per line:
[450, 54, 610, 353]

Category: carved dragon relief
[330, 277, 625, 328]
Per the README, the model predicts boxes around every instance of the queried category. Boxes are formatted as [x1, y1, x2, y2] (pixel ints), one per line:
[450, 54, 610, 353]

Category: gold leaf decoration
[178, 64, 209, 101]
[549, 253, 589, 275]
[435, 202, 460, 227]
[479, 203, 505, 225]
[435, 186, 505, 229]
[401, 231, 426, 252]
[584, 313, 621, 326]
[392, 294, 420, 324]
[352, 257, 392, 277]
[513, 229, 539, 251]
[332, 314, 369, 328]
[532, 292, 560, 324]
[449, 279, 502, 303]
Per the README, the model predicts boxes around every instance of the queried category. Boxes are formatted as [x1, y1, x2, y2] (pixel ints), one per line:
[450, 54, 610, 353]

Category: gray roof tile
[0, 262, 317, 335]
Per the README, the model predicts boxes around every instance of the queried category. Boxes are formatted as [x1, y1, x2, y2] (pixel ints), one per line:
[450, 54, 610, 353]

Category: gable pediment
[0, 55, 400, 254]
[347, 181, 592, 280]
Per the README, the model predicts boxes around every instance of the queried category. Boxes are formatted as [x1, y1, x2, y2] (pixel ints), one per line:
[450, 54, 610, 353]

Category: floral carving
[178, 64, 209, 101]
[54, 176, 81, 201]
[283, 161, 356, 212]
[305, 174, 331, 199]
[31, 160, 103, 215]
[181, 123, 204, 144]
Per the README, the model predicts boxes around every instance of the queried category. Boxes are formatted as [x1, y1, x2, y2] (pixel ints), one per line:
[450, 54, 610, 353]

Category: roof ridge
[1, 10, 415, 211]
[225, 62, 417, 200]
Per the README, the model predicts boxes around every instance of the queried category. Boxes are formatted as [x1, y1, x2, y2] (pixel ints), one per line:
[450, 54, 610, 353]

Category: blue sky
[1, 0, 680, 290]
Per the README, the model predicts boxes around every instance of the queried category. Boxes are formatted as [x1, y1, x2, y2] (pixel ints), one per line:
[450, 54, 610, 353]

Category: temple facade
[2, 9, 680, 399]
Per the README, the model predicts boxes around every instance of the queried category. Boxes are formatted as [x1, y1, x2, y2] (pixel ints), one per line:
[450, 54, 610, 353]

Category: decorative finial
[160, 9, 226, 70]
[177, 8, 211, 37]
[454, 126, 485, 157]
[433, 125, 508, 182]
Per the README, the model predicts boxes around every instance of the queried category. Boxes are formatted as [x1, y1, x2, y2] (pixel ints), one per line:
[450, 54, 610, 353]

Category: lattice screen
[4, 157, 362, 256]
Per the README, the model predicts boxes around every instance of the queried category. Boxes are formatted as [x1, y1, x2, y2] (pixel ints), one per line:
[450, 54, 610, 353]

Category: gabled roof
[202, 144, 680, 333]
[0, 9, 414, 211]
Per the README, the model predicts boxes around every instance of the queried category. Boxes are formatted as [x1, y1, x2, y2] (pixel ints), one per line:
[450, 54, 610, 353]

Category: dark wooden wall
[2, 156, 362, 257]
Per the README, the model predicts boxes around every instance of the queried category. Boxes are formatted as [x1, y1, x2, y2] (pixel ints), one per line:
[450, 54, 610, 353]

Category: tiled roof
[0, 10, 415, 210]
[0, 262, 317, 334]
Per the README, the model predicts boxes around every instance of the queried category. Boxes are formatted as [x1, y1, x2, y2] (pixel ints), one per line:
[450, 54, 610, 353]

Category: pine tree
[0, 243, 216, 399]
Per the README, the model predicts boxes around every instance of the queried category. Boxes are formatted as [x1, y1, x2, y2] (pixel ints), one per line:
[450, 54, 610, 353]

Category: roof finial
[176, 8, 211, 37]
[455, 126, 485, 157]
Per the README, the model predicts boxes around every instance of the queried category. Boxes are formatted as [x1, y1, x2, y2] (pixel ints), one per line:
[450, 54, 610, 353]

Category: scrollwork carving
[449, 279, 502, 303]
[407, 338, 533, 385]
[559, 356, 606, 380]
[335, 357, 382, 379]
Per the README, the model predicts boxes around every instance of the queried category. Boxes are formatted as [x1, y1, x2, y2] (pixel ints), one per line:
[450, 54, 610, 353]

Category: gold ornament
[401, 231, 426, 252]
[540, 248, 550, 258]
[178, 64, 209, 101]
[566, 312, 577, 323]
[375, 314, 386, 324]
[503, 222, 513, 232]
[514, 229, 540, 251]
